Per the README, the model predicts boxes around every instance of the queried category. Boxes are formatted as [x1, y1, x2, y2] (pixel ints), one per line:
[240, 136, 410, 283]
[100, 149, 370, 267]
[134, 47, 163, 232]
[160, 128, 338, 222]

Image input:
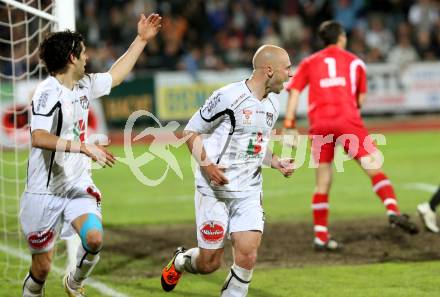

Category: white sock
[221, 263, 253, 297]
[22, 271, 45, 297]
[174, 248, 199, 274]
[69, 244, 100, 289]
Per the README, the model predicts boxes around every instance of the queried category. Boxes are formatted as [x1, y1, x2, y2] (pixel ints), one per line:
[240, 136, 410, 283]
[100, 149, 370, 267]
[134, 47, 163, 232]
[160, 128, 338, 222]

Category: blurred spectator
[298, 0, 331, 29]
[365, 16, 394, 56]
[387, 33, 419, 66]
[409, 0, 439, 33]
[206, 0, 228, 32]
[331, 0, 365, 34]
[279, 2, 304, 46]
[162, 41, 181, 70]
[3, 0, 431, 75]
[415, 30, 436, 60]
[261, 25, 282, 47]
[348, 27, 368, 60]
[201, 44, 225, 70]
[178, 47, 201, 79]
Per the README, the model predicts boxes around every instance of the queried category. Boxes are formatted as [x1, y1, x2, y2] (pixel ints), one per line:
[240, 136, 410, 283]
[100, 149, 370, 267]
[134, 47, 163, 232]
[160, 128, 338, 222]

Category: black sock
[429, 186, 440, 211]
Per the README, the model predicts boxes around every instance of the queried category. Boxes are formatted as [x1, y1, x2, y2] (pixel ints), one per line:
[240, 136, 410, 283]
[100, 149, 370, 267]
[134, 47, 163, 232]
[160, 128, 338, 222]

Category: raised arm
[108, 13, 162, 87]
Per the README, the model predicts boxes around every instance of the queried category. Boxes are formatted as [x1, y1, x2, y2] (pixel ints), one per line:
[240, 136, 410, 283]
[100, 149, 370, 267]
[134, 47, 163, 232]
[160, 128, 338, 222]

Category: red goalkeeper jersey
[286, 45, 367, 126]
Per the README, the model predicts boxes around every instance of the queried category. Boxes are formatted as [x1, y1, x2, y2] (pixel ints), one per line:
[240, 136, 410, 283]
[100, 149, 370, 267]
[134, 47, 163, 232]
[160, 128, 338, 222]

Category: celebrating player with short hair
[161, 45, 294, 296]
[284, 20, 419, 251]
[21, 13, 161, 297]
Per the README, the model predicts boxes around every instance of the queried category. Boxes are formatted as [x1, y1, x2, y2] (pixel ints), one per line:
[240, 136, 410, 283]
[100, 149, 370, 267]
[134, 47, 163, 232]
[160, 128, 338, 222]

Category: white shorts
[20, 192, 101, 254]
[195, 190, 265, 249]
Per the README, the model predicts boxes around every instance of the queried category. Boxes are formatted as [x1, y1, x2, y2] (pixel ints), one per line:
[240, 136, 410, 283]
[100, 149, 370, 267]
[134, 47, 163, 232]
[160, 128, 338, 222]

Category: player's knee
[86, 230, 103, 252]
[198, 252, 223, 274]
[79, 214, 103, 253]
[234, 250, 258, 269]
[32, 253, 52, 280]
[198, 258, 222, 274]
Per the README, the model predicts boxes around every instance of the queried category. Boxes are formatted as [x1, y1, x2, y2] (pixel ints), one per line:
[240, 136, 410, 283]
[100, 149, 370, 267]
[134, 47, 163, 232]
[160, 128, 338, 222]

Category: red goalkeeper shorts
[309, 117, 377, 164]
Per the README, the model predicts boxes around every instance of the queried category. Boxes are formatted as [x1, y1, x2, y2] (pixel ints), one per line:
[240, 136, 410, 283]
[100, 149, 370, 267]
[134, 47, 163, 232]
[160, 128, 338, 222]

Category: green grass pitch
[1, 131, 439, 296]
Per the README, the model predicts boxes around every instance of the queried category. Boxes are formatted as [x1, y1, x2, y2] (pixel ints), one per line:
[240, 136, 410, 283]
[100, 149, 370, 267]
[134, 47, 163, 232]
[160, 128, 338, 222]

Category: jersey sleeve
[30, 87, 60, 132]
[357, 62, 367, 94]
[285, 59, 309, 92]
[185, 91, 229, 134]
[86, 73, 113, 99]
[350, 59, 367, 96]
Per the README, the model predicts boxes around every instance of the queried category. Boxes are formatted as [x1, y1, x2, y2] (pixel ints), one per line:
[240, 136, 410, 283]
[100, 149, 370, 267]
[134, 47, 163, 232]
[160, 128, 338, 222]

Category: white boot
[417, 202, 439, 233]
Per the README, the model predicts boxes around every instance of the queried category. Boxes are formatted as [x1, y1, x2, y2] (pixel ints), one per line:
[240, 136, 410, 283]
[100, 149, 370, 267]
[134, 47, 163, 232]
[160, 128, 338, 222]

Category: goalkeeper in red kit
[284, 20, 419, 251]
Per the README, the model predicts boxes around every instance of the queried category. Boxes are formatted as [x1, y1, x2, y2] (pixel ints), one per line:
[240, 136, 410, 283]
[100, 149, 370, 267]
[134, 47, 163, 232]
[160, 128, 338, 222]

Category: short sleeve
[285, 59, 309, 92]
[30, 88, 60, 132]
[357, 63, 367, 94]
[185, 91, 229, 134]
[350, 58, 367, 96]
[86, 73, 112, 99]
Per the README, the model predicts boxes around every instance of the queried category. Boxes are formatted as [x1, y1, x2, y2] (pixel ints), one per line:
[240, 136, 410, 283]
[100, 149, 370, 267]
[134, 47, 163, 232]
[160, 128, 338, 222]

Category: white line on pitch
[404, 182, 437, 193]
[0, 243, 130, 297]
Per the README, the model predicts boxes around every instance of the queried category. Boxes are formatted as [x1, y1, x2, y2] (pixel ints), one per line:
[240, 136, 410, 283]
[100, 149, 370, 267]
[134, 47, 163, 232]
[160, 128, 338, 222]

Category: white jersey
[26, 73, 112, 196]
[185, 80, 279, 198]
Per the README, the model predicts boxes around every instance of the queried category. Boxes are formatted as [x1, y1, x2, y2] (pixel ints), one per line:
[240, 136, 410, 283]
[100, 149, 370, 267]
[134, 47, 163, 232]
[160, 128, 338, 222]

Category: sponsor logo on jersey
[80, 95, 89, 109]
[242, 109, 253, 125]
[200, 221, 225, 243]
[247, 131, 263, 155]
[36, 91, 49, 111]
[73, 119, 86, 142]
[202, 93, 221, 115]
[266, 112, 274, 126]
[27, 229, 55, 250]
[232, 93, 247, 107]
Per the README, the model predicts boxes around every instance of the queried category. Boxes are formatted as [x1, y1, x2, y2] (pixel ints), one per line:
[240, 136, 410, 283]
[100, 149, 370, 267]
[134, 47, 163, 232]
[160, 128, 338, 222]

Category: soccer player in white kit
[21, 14, 161, 297]
[161, 45, 295, 296]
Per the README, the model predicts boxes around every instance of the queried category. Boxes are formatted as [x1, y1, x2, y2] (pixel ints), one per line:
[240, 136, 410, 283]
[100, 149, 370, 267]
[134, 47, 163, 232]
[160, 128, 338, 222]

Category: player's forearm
[357, 93, 366, 108]
[284, 89, 300, 128]
[108, 36, 147, 87]
[263, 148, 280, 169]
[31, 130, 83, 153]
[183, 130, 213, 166]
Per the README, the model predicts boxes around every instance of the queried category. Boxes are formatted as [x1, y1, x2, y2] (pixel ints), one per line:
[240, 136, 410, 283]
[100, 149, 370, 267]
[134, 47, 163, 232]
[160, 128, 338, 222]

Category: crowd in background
[1, 0, 440, 77]
[77, 0, 440, 74]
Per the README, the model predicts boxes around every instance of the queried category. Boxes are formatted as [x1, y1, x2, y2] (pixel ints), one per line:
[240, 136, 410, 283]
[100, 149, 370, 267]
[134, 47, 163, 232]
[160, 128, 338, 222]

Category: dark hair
[39, 30, 84, 75]
[318, 21, 345, 46]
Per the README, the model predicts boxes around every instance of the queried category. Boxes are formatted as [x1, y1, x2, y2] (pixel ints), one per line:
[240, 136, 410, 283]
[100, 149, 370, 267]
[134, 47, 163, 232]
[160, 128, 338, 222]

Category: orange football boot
[161, 247, 186, 292]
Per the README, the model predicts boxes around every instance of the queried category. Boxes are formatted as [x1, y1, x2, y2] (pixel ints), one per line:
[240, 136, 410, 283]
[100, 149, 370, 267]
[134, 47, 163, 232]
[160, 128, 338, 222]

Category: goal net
[0, 0, 77, 282]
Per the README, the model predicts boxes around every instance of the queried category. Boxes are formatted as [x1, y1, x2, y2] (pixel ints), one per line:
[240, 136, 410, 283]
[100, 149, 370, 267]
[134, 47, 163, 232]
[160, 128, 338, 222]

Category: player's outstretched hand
[81, 143, 116, 168]
[202, 164, 229, 186]
[275, 158, 295, 178]
[138, 13, 162, 42]
[281, 128, 299, 148]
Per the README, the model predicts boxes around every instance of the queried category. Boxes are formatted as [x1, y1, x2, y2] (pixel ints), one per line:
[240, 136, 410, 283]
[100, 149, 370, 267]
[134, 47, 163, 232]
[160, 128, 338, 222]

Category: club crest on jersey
[27, 229, 55, 250]
[242, 109, 253, 125]
[266, 112, 273, 126]
[80, 95, 89, 109]
[200, 221, 225, 243]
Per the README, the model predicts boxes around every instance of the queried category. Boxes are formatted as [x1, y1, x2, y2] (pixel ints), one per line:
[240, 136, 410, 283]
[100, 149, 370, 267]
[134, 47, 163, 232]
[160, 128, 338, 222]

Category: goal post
[0, 0, 79, 279]
[1, 0, 75, 30]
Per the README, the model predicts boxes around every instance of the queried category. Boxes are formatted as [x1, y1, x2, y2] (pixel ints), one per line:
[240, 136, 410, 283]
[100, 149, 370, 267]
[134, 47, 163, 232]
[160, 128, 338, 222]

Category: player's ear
[266, 66, 274, 79]
[67, 53, 76, 64]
